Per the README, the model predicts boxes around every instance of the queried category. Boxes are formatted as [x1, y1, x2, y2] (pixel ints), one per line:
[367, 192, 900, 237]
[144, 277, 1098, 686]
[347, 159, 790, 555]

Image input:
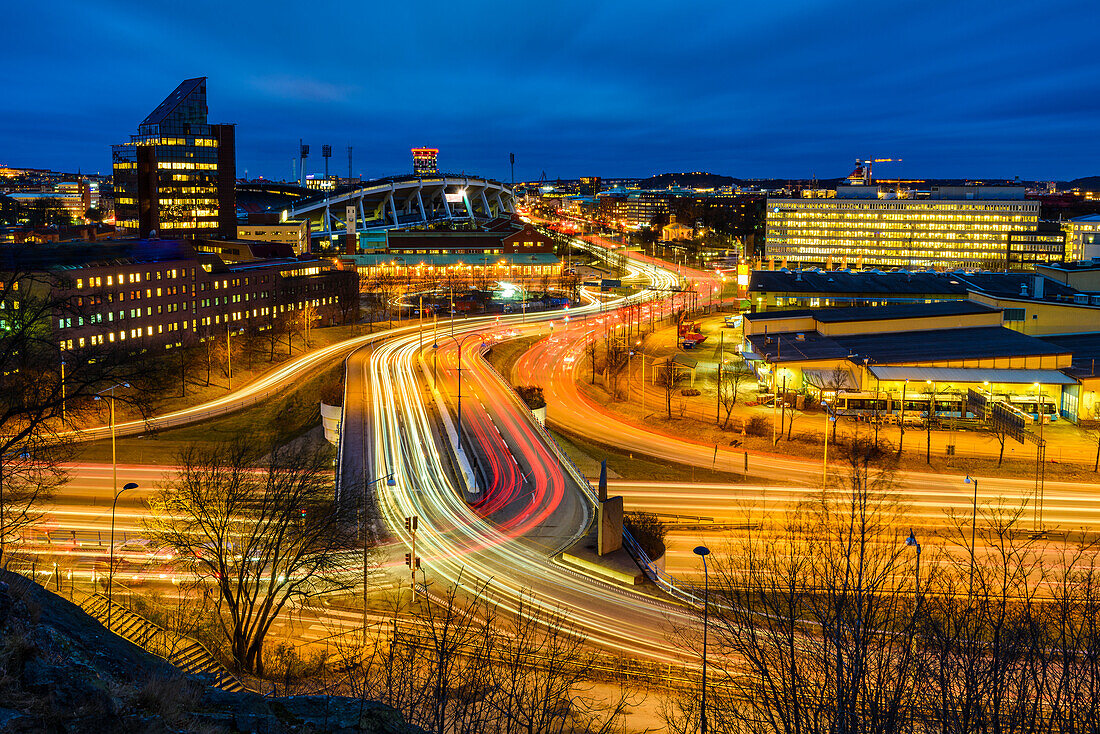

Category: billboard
[445, 192, 465, 204]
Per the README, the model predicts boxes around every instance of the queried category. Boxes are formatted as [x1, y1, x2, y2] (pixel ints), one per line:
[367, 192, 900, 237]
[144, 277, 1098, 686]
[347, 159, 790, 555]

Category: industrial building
[741, 301, 1076, 421]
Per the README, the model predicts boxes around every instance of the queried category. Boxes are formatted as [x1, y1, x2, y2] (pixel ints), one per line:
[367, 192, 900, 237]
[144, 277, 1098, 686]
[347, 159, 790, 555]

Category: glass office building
[112, 77, 236, 239]
[765, 186, 1063, 270]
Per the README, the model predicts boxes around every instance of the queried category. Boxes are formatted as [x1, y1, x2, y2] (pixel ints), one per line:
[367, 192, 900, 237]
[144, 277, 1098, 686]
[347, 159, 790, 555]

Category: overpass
[284, 173, 515, 244]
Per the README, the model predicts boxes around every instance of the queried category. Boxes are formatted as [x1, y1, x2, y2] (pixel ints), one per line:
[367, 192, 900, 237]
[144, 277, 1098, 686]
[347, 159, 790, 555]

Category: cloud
[246, 76, 360, 104]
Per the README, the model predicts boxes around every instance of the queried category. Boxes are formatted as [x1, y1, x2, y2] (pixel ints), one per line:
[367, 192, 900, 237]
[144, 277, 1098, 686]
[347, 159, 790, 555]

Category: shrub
[680, 388, 701, 397]
[744, 415, 770, 437]
[624, 511, 668, 560]
[515, 385, 546, 410]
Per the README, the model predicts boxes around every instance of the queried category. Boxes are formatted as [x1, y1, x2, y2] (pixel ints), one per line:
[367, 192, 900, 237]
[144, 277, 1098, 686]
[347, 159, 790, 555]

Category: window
[1004, 308, 1025, 322]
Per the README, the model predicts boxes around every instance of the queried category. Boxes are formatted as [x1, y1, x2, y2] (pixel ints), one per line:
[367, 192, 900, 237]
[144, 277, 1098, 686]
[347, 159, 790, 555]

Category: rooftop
[746, 325, 1068, 365]
[744, 300, 997, 325]
[750, 269, 971, 296]
[140, 77, 207, 128]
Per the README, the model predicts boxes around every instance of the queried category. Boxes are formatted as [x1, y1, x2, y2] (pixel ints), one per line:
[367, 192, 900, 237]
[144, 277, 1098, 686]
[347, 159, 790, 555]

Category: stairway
[80, 592, 246, 693]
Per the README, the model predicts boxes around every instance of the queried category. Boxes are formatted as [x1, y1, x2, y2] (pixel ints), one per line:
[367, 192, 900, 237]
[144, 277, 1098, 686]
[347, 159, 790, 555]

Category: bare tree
[331, 582, 637, 734]
[585, 335, 601, 386]
[145, 440, 353, 676]
[715, 356, 751, 428]
[665, 436, 917, 734]
[293, 301, 319, 349]
[0, 259, 164, 564]
[333, 270, 361, 325]
[604, 337, 630, 400]
[655, 357, 685, 420]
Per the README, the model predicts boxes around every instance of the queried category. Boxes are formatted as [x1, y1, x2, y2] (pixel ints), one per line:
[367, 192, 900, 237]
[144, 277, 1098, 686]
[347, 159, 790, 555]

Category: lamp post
[226, 325, 245, 391]
[60, 359, 67, 424]
[361, 472, 395, 632]
[693, 545, 711, 734]
[434, 333, 483, 454]
[108, 481, 140, 631]
[964, 474, 978, 595]
[905, 529, 922, 601]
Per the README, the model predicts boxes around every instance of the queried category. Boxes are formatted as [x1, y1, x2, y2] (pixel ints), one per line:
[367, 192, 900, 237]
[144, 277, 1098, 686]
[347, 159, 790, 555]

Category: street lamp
[226, 325, 245, 391]
[94, 382, 129, 529]
[108, 481, 140, 631]
[905, 529, 922, 601]
[361, 472, 396, 631]
[434, 333, 484, 454]
[693, 545, 711, 734]
[964, 475, 978, 595]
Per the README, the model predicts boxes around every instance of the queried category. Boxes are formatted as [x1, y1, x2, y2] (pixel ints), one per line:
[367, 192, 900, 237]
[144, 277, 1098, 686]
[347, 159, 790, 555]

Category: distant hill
[640, 172, 738, 190]
[1068, 176, 1100, 190]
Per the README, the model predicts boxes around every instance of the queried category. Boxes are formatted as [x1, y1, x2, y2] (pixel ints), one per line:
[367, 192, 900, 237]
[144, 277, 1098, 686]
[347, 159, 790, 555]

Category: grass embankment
[483, 332, 740, 483]
[483, 335, 544, 378]
[74, 361, 345, 465]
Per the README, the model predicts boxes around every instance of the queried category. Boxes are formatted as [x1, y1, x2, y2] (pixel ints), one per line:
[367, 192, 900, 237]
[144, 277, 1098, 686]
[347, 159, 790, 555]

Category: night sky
[4, 0, 1099, 182]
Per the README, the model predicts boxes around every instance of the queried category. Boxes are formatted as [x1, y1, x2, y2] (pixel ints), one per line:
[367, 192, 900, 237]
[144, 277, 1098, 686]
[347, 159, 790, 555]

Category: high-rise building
[412, 147, 439, 176]
[112, 77, 236, 239]
[765, 186, 1061, 270]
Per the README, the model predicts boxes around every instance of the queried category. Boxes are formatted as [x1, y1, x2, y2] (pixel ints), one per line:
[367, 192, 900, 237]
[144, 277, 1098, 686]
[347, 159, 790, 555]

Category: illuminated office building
[765, 186, 1061, 270]
[412, 147, 439, 176]
[1064, 215, 1100, 261]
[112, 77, 236, 239]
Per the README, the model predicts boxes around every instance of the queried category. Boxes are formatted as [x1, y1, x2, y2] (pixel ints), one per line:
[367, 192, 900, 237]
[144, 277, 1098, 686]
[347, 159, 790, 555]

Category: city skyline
[4, 0, 1100, 182]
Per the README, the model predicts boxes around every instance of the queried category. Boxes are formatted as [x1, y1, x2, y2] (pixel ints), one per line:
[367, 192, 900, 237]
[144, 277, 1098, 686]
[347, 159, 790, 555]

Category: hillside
[0, 570, 422, 733]
[640, 171, 738, 189]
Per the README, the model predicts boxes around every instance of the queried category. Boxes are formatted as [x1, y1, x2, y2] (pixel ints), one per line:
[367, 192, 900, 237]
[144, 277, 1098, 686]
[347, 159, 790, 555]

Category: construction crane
[848, 157, 902, 185]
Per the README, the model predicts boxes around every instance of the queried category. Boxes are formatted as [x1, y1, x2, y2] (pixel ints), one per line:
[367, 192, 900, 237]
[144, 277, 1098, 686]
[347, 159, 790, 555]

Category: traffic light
[405, 553, 412, 568]
[404, 516, 418, 532]
[300, 508, 307, 520]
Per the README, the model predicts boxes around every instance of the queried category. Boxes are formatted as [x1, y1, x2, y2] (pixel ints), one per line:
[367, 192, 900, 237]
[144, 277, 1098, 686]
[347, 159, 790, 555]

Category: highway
[334, 253, 704, 664]
[36, 227, 1100, 675]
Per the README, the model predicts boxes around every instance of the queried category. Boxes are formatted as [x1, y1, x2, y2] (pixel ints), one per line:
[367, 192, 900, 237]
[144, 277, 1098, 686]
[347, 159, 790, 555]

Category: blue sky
[3, 0, 1099, 181]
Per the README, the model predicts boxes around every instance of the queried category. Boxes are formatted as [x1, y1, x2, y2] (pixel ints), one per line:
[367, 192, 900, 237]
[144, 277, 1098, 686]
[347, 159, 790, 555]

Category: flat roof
[868, 365, 1076, 386]
[1041, 333, 1100, 376]
[814, 300, 997, 323]
[837, 326, 1068, 363]
[744, 300, 997, 325]
[750, 269, 970, 296]
[747, 326, 1069, 365]
[341, 252, 560, 267]
[745, 331, 851, 362]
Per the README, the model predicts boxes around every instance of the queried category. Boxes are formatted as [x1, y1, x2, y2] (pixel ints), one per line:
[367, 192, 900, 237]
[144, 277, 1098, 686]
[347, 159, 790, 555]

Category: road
[334, 253, 706, 664]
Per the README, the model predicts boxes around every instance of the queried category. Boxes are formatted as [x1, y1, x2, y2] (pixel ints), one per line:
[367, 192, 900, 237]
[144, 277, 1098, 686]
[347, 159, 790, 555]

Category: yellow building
[237, 221, 311, 255]
[765, 186, 1059, 270]
[742, 301, 1074, 421]
[661, 220, 693, 242]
